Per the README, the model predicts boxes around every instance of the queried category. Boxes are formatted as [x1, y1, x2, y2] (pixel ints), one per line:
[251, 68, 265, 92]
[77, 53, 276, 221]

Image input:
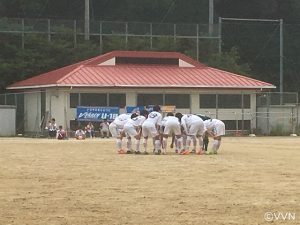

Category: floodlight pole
[84, 0, 90, 40]
[208, 0, 214, 36]
[219, 17, 283, 95]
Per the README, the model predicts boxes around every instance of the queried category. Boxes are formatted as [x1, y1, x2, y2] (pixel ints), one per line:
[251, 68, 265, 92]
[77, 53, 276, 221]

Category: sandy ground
[0, 137, 299, 225]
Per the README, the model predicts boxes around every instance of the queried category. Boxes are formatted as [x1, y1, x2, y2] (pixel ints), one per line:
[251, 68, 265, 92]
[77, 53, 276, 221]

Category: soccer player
[161, 112, 182, 154]
[204, 119, 225, 154]
[176, 113, 205, 155]
[123, 110, 149, 154]
[142, 105, 162, 155]
[109, 113, 131, 154]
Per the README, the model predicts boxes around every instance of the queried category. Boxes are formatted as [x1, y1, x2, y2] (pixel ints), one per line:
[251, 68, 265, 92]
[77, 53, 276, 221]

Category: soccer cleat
[118, 149, 126, 154]
[135, 151, 141, 154]
[191, 149, 196, 154]
[175, 149, 179, 154]
[143, 151, 149, 155]
[213, 150, 218, 154]
[155, 149, 161, 155]
[180, 149, 190, 155]
[126, 150, 132, 154]
[205, 150, 214, 155]
[196, 150, 205, 155]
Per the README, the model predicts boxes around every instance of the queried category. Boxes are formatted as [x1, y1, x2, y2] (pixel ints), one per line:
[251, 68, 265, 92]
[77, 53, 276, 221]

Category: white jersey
[181, 114, 202, 128]
[113, 113, 131, 127]
[163, 116, 180, 126]
[143, 111, 162, 126]
[204, 119, 225, 136]
[124, 115, 146, 128]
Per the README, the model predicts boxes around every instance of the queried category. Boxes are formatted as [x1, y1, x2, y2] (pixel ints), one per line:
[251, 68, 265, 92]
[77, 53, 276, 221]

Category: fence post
[196, 24, 199, 61]
[125, 22, 128, 49]
[21, 18, 25, 49]
[150, 23, 153, 50]
[99, 21, 103, 54]
[47, 19, 51, 42]
[73, 20, 77, 47]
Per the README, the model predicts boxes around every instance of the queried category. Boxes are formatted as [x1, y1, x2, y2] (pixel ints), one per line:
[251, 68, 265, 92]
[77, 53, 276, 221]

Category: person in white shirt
[176, 113, 205, 155]
[161, 112, 182, 154]
[204, 119, 225, 154]
[99, 119, 110, 138]
[109, 113, 131, 154]
[75, 127, 86, 140]
[142, 105, 162, 155]
[123, 110, 149, 154]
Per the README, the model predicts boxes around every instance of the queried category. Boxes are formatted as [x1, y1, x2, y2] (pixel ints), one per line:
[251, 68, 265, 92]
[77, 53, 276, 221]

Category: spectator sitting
[56, 125, 67, 140]
[46, 118, 57, 139]
[99, 118, 110, 138]
[85, 122, 95, 138]
[75, 127, 86, 140]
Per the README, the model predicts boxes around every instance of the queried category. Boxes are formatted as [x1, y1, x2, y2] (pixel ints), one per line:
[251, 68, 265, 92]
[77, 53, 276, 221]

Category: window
[6, 94, 16, 105]
[200, 94, 216, 108]
[243, 95, 250, 108]
[109, 94, 126, 107]
[218, 94, 242, 108]
[70, 93, 79, 108]
[81, 93, 107, 106]
[165, 94, 190, 108]
[137, 94, 163, 106]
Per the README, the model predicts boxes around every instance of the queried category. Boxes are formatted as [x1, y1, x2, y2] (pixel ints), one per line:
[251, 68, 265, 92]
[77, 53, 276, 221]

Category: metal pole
[218, 17, 222, 54]
[84, 0, 90, 40]
[196, 24, 199, 61]
[100, 21, 103, 53]
[150, 23, 153, 49]
[47, 19, 51, 42]
[209, 0, 214, 36]
[125, 22, 128, 49]
[74, 20, 77, 46]
[174, 24, 176, 45]
[280, 19, 284, 96]
[21, 18, 24, 49]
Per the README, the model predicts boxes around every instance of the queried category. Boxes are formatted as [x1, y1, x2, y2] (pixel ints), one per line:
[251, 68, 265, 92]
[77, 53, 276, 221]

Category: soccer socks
[162, 137, 167, 150]
[127, 138, 132, 151]
[198, 136, 203, 151]
[116, 139, 122, 151]
[186, 136, 192, 151]
[155, 140, 161, 152]
[212, 139, 221, 152]
[175, 136, 183, 151]
[136, 139, 141, 152]
[143, 139, 148, 153]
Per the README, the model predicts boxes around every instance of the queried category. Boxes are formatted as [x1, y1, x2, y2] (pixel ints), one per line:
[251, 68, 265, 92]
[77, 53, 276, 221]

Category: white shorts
[213, 121, 225, 136]
[187, 120, 205, 136]
[164, 122, 181, 136]
[109, 122, 123, 138]
[142, 123, 159, 138]
[124, 125, 138, 137]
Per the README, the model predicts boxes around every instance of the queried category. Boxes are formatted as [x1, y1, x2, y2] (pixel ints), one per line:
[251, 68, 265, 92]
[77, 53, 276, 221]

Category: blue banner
[76, 106, 119, 121]
[126, 106, 145, 113]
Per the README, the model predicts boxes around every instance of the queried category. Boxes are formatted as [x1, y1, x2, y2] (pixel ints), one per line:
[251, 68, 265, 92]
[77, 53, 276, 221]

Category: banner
[126, 106, 145, 113]
[76, 106, 119, 122]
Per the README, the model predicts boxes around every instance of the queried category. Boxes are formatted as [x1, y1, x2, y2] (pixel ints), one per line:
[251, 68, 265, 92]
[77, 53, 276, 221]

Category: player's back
[144, 111, 162, 126]
[125, 115, 146, 127]
[182, 114, 202, 126]
[114, 113, 131, 126]
[164, 116, 180, 125]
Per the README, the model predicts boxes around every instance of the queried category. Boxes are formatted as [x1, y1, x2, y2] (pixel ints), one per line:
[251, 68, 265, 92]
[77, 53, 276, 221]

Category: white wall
[24, 92, 41, 132]
[0, 105, 16, 136]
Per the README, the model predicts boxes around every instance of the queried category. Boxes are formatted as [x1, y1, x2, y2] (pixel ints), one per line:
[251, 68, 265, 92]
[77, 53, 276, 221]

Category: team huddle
[109, 105, 225, 155]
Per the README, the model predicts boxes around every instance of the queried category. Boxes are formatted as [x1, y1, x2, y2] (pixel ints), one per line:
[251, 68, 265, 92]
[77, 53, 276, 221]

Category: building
[7, 50, 275, 134]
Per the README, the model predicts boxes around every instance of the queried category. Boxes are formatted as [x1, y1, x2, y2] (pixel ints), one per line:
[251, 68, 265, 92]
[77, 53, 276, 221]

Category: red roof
[7, 50, 275, 90]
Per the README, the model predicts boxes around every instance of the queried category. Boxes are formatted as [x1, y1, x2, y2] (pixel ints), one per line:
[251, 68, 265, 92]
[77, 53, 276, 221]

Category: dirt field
[0, 137, 299, 225]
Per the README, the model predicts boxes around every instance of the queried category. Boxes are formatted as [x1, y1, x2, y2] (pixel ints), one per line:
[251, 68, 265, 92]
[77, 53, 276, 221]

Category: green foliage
[207, 47, 251, 76]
